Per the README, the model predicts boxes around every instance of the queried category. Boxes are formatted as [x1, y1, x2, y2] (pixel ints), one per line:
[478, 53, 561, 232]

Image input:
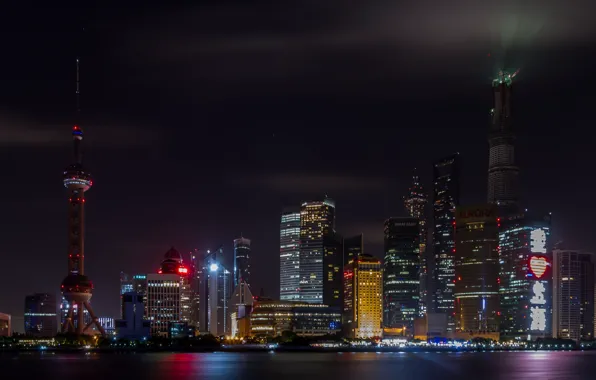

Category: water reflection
[0, 351, 595, 380]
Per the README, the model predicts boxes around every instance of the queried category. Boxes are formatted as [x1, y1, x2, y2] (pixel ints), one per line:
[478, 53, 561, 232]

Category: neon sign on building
[528, 255, 550, 332]
[530, 228, 547, 254]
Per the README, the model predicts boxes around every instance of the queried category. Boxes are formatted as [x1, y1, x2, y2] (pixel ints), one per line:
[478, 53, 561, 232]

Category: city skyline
[1, 2, 595, 324]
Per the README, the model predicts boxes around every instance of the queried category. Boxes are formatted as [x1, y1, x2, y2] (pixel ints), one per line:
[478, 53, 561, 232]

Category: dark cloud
[117, 0, 595, 89]
[241, 174, 388, 194]
[0, 112, 161, 147]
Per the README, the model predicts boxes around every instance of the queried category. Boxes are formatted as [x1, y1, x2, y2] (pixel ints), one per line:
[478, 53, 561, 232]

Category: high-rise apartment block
[383, 217, 420, 335]
[454, 205, 500, 333]
[432, 153, 459, 331]
[280, 210, 301, 301]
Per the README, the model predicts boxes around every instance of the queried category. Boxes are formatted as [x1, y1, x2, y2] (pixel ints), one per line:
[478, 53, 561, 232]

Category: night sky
[1, 2, 595, 326]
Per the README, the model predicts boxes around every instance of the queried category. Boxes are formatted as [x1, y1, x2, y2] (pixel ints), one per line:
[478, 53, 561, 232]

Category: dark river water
[2, 351, 595, 379]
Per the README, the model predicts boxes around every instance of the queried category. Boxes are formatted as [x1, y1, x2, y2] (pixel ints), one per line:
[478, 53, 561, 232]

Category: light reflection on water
[1, 351, 595, 380]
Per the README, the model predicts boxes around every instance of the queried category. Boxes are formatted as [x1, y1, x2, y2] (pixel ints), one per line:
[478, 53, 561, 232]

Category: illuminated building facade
[344, 254, 383, 339]
[146, 274, 181, 336]
[250, 300, 341, 337]
[120, 272, 134, 295]
[120, 272, 134, 318]
[97, 317, 115, 336]
[487, 71, 519, 213]
[299, 198, 336, 303]
[432, 153, 459, 331]
[159, 248, 194, 326]
[206, 255, 233, 336]
[552, 249, 595, 341]
[115, 292, 150, 340]
[499, 212, 552, 340]
[229, 281, 254, 337]
[0, 313, 10, 337]
[403, 169, 428, 316]
[454, 205, 500, 334]
[234, 237, 251, 287]
[383, 217, 420, 335]
[24, 293, 57, 337]
[280, 210, 301, 301]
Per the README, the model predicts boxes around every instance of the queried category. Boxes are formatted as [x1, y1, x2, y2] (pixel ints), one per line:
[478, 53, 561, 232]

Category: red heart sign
[530, 256, 547, 279]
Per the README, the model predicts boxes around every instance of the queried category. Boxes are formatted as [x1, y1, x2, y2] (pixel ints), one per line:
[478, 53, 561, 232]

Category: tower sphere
[61, 274, 94, 303]
[63, 164, 92, 191]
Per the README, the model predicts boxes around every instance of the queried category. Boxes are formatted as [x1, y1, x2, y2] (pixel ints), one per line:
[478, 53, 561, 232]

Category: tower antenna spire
[76, 57, 80, 114]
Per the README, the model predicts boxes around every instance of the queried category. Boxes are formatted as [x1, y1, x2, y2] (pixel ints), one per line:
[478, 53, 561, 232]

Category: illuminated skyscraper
[158, 247, 194, 326]
[499, 212, 552, 340]
[280, 210, 301, 301]
[146, 273, 181, 337]
[403, 169, 428, 316]
[487, 71, 519, 213]
[207, 258, 232, 336]
[383, 217, 420, 335]
[344, 254, 383, 339]
[432, 153, 459, 331]
[233, 237, 251, 287]
[299, 198, 336, 303]
[24, 293, 57, 337]
[454, 205, 500, 334]
[552, 249, 595, 341]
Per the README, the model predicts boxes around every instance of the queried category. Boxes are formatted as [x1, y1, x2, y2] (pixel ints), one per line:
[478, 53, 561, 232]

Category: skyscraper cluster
[8, 60, 592, 345]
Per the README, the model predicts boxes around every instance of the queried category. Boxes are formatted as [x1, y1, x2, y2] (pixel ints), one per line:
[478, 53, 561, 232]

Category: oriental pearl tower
[60, 58, 105, 335]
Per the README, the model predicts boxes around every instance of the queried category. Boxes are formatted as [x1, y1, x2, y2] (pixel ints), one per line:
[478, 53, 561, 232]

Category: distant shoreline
[1, 346, 592, 354]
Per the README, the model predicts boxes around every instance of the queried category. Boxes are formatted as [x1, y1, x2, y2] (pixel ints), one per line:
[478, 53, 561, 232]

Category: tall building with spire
[432, 153, 460, 332]
[487, 70, 519, 214]
[403, 169, 428, 316]
[60, 58, 104, 335]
